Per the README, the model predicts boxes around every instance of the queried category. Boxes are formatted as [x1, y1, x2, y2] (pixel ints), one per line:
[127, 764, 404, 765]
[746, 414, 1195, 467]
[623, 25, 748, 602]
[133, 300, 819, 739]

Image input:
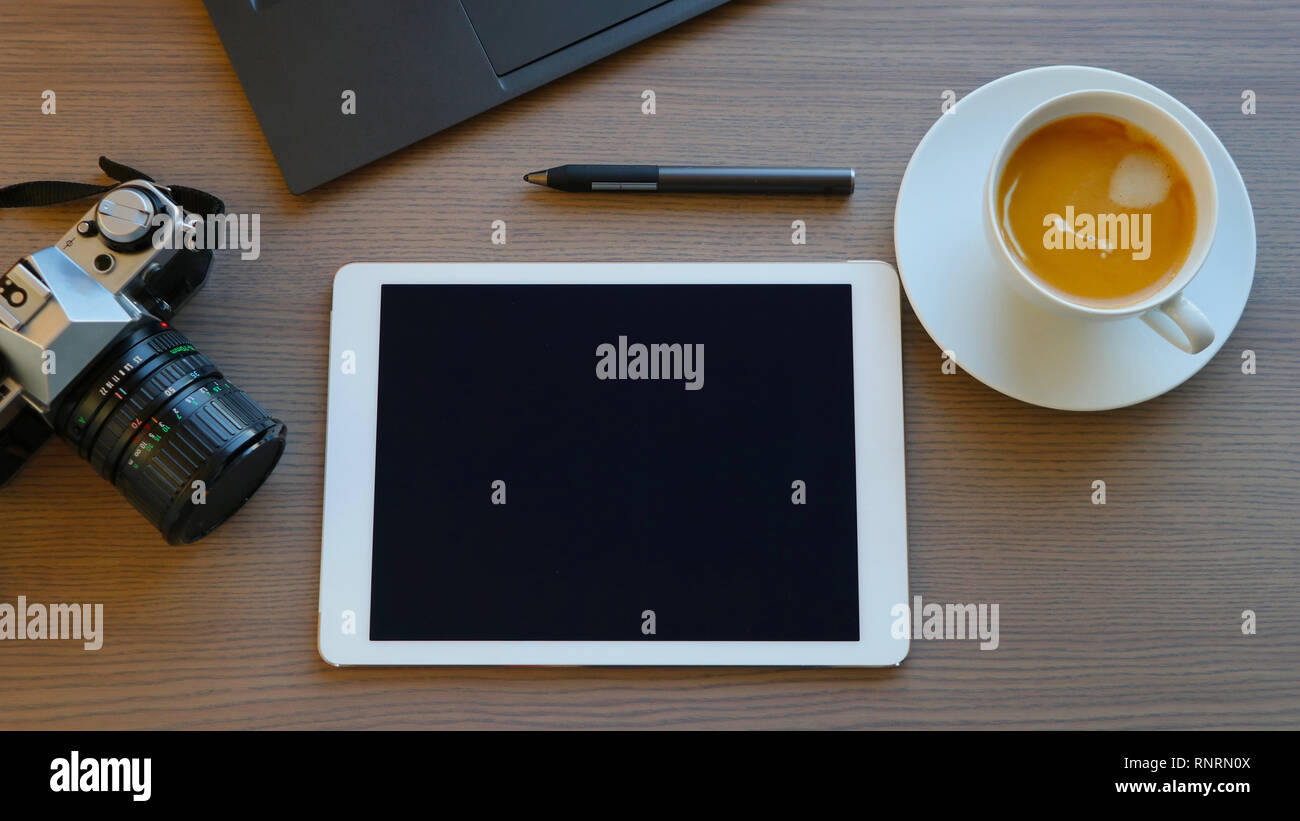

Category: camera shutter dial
[94, 187, 157, 246]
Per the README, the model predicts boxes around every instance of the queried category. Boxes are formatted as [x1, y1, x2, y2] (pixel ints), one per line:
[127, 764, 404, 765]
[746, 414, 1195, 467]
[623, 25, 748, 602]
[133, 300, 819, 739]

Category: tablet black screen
[370, 284, 859, 641]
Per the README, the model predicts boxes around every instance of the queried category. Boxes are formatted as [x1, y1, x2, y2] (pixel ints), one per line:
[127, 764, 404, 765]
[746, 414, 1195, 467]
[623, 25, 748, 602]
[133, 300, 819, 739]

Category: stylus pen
[523, 165, 855, 194]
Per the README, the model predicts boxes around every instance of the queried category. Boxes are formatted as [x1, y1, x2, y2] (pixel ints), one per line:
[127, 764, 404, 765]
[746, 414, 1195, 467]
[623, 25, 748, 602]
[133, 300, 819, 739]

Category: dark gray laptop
[204, 0, 730, 193]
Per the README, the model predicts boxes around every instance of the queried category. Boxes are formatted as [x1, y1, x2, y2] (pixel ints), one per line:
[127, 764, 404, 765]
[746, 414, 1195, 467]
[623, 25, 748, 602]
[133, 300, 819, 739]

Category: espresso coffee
[995, 114, 1196, 307]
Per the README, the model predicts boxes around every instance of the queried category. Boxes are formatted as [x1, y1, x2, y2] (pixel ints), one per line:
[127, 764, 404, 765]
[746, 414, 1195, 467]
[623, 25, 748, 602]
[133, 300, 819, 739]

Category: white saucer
[894, 65, 1256, 411]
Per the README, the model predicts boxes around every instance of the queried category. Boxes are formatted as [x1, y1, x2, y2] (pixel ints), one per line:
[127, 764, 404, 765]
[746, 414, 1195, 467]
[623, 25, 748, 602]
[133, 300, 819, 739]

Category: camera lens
[52, 319, 286, 544]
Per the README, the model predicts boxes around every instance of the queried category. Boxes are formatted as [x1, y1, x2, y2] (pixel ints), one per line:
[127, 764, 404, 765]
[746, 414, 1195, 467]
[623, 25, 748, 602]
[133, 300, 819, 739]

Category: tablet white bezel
[319, 262, 908, 666]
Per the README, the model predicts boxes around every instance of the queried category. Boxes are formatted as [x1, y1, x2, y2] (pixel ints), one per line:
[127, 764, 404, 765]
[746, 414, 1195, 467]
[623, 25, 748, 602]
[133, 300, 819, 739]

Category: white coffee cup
[984, 89, 1218, 354]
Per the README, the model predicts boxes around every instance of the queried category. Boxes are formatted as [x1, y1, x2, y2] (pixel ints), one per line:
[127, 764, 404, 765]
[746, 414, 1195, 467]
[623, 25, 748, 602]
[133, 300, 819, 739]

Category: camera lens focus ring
[53, 319, 287, 544]
[56, 326, 202, 451]
[86, 351, 219, 479]
[117, 382, 283, 543]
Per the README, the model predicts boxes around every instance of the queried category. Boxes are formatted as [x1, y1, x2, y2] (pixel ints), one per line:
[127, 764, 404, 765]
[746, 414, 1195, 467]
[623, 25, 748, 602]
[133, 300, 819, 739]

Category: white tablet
[319, 261, 909, 666]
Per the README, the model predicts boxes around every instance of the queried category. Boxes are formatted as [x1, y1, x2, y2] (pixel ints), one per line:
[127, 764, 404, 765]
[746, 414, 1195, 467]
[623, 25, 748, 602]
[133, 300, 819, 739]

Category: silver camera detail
[0, 180, 202, 425]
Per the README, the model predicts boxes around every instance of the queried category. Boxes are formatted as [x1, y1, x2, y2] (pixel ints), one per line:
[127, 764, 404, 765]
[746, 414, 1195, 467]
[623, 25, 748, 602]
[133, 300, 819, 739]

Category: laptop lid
[203, 0, 730, 193]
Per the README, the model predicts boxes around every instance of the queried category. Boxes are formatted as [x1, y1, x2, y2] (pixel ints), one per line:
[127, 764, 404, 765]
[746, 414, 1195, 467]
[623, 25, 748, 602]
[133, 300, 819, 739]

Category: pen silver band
[591, 182, 659, 191]
[658, 166, 854, 194]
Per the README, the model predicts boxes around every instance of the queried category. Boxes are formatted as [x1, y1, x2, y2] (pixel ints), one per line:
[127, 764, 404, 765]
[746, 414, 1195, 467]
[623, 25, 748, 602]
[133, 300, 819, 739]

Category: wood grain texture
[1, 0, 1297, 729]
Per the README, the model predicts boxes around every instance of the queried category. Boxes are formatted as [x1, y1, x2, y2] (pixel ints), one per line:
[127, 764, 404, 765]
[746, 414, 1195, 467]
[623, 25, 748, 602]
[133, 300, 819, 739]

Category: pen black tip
[523, 170, 548, 186]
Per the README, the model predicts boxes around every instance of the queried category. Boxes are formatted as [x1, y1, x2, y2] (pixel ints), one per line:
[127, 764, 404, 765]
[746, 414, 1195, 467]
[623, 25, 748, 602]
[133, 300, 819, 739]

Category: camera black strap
[0, 156, 225, 215]
[0, 158, 226, 489]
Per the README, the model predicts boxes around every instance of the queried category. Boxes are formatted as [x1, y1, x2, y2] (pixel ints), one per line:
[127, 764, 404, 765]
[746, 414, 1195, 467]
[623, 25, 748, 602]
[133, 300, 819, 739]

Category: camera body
[0, 180, 286, 544]
[1, 180, 198, 418]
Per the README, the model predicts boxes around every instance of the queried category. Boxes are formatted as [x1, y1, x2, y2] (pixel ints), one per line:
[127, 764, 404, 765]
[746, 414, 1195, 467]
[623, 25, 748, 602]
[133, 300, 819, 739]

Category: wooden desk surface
[1, 0, 1297, 730]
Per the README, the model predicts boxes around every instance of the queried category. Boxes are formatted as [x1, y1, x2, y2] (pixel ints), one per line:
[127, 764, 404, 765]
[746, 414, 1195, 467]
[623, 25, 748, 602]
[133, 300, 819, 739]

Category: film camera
[0, 160, 286, 544]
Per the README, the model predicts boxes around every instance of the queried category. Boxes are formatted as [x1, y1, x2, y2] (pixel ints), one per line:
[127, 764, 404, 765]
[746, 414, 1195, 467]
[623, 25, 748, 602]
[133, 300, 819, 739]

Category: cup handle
[1140, 293, 1215, 354]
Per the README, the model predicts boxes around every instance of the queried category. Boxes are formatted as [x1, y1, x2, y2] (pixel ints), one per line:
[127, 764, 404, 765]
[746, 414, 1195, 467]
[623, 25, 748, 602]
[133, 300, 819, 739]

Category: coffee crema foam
[997, 114, 1196, 308]
[1109, 151, 1173, 209]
